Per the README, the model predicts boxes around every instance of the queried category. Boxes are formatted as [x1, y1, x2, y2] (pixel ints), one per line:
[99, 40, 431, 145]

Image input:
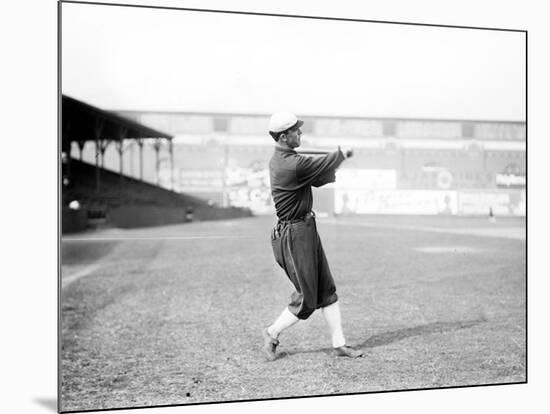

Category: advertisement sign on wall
[334, 189, 525, 216]
[227, 187, 274, 214]
[334, 190, 458, 215]
[495, 173, 526, 188]
[177, 169, 224, 192]
[224, 161, 274, 214]
[458, 190, 525, 216]
[495, 163, 525, 189]
[335, 169, 397, 189]
[176, 162, 275, 214]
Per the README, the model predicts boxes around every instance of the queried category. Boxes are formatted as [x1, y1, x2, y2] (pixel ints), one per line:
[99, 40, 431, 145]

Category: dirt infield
[60, 215, 526, 411]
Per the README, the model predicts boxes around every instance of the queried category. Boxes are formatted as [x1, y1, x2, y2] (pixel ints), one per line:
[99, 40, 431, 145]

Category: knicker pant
[271, 216, 338, 320]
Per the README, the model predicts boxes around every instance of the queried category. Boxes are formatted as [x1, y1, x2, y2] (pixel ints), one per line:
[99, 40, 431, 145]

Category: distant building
[72, 111, 525, 216]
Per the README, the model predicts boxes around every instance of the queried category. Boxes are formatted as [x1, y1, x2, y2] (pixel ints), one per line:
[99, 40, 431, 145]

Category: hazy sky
[61, 2, 526, 121]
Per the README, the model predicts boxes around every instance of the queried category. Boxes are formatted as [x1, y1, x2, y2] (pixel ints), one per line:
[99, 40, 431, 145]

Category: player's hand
[339, 146, 354, 159]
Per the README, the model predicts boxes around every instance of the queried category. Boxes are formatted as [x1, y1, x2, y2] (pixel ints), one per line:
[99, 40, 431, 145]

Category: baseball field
[60, 214, 526, 412]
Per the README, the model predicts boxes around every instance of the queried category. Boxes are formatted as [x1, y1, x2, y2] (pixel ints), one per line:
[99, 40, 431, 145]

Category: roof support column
[153, 138, 161, 186]
[61, 119, 72, 191]
[116, 126, 128, 189]
[137, 139, 144, 181]
[77, 141, 85, 161]
[95, 139, 101, 192]
[169, 139, 174, 191]
[65, 143, 72, 188]
[94, 119, 104, 193]
[99, 140, 110, 169]
[129, 141, 135, 178]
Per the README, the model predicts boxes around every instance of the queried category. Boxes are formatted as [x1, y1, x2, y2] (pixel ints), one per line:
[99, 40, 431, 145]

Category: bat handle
[296, 149, 330, 155]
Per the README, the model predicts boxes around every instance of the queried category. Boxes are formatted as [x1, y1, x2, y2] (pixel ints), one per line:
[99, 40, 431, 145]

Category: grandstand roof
[62, 95, 173, 144]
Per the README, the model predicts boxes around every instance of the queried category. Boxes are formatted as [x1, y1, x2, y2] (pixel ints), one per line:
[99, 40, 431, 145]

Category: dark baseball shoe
[333, 345, 364, 358]
[262, 328, 280, 361]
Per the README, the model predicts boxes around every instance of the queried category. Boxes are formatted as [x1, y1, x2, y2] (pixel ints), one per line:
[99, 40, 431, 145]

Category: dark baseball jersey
[269, 147, 345, 319]
[269, 146, 345, 221]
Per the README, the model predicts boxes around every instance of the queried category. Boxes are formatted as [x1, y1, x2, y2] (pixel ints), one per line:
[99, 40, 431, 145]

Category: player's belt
[272, 211, 315, 240]
[278, 211, 315, 225]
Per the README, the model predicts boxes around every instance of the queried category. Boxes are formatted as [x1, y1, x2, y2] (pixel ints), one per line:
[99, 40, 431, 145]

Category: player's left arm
[311, 170, 336, 187]
[296, 147, 352, 186]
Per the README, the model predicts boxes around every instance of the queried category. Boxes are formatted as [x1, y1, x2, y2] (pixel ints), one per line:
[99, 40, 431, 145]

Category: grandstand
[61, 96, 251, 233]
[89, 110, 524, 218]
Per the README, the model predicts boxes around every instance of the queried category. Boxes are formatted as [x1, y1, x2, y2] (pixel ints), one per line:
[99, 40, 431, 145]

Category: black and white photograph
[57, 0, 529, 412]
[8, 1, 550, 414]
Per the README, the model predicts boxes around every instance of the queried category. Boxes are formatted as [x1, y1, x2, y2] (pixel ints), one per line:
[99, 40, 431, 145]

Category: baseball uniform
[269, 146, 345, 319]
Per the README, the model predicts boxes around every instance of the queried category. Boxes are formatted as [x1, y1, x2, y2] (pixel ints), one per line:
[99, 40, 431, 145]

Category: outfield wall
[330, 167, 525, 216]
[177, 185, 525, 217]
[182, 165, 525, 217]
[332, 189, 525, 216]
[175, 173, 525, 217]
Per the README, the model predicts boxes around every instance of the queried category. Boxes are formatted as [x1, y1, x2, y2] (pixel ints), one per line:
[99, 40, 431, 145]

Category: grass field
[60, 215, 526, 412]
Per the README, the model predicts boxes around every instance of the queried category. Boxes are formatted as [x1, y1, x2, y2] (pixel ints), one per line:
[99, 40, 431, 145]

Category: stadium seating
[65, 159, 207, 207]
[62, 158, 251, 232]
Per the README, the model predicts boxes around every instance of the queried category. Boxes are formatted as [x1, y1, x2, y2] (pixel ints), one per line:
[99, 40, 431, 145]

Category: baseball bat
[297, 148, 354, 158]
[296, 149, 331, 155]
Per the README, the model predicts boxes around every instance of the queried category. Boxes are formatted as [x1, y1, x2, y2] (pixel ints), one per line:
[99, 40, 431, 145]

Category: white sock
[322, 301, 346, 348]
[267, 307, 299, 339]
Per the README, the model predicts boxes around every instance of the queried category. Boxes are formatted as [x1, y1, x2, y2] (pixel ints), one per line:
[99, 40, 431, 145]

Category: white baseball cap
[268, 112, 304, 133]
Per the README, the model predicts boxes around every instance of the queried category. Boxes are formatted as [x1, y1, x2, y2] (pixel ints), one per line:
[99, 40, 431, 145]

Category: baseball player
[262, 112, 364, 360]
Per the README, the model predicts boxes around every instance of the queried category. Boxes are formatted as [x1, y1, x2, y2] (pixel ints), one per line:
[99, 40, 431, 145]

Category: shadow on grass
[358, 318, 486, 349]
[278, 318, 486, 359]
